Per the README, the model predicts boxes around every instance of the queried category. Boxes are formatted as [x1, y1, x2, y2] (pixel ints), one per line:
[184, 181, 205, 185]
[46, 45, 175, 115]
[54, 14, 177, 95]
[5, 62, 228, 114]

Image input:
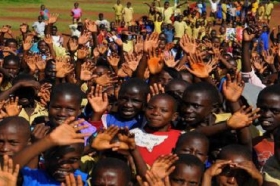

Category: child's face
[45, 144, 82, 182]
[117, 87, 146, 119]
[91, 168, 127, 186]
[175, 138, 208, 163]
[216, 154, 249, 186]
[38, 41, 49, 53]
[7, 42, 17, 52]
[3, 60, 19, 77]
[170, 164, 203, 186]
[158, 71, 173, 87]
[257, 93, 280, 132]
[180, 91, 213, 126]
[166, 82, 188, 98]
[0, 125, 29, 158]
[145, 96, 177, 130]
[45, 62, 56, 80]
[48, 93, 82, 126]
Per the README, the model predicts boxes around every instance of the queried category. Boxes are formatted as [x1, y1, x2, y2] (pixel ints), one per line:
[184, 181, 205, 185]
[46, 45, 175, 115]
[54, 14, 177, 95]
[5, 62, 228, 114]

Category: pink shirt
[72, 8, 82, 18]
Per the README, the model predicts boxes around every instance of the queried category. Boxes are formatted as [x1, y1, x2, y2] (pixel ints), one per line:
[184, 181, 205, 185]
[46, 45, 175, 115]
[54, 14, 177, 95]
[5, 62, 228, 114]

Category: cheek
[70, 162, 80, 170]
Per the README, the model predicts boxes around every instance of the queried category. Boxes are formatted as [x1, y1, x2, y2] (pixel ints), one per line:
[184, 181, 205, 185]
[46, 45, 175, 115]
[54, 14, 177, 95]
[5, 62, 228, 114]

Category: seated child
[89, 78, 149, 129]
[0, 116, 30, 160]
[91, 157, 132, 186]
[202, 144, 263, 186]
[130, 93, 181, 166]
[173, 131, 209, 164]
[13, 117, 90, 186]
[253, 85, 280, 167]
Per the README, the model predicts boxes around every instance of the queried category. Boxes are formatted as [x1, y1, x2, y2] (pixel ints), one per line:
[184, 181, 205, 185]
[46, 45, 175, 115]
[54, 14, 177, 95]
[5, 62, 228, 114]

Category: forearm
[237, 126, 252, 149]
[241, 41, 252, 72]
[48, 44, 56, 59]
[130, 148, 148, 179]
[13, 135, 55, 168]
[135, 54, 147, 79]
[196, 121, 229, 137]
[0, 83, 20, 101]
[201, 173, 212, 186]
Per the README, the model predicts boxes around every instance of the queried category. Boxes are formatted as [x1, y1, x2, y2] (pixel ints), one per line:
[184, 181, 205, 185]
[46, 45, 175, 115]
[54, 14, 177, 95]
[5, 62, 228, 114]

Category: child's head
[45, 59, 56, 81]
[169, 154, 204, 186]
[0, 117, 30, 158]
[157, 67, 182, 87]
[74, 2, 79, 8]
[127, 2, 131, 7]
[48, 83, 84, 126]
[44, 143, 84, 182]
[91, 157, 132, 186]
[165, 79, 190, 98]
[5, 38, 18, 52]
[40, 4, 45, 10]
[37, 40, 49, 53]
[3, 54, 20, 77]
[117, 78, 149, 120]
[257, 85, 280, 133]
[216, 144, 252, 186]
[180, 82, 221, 126]
[145, 93, 178, 131]
[174, 131, 209, 163]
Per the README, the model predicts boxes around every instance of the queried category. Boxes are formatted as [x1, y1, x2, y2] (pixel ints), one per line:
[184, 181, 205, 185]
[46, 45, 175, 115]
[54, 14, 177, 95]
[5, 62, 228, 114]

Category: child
[1, 55, 20, 91]
[122, 2, 134, 26]
[165, 79, 190, 98]
[71, 2, 82, 23]
[130, 93, 181, 166]
[202, 144, 263, 186]
[13, 117, 90, 185]
[0, 116, 30, 159]
[169, 154, 204, 186]
[91, 157, 132, 186]
[89, 78, 149, 129]
[40, 5, 49, 21]
[113, 0, 123, 25]
[173, 131, 209, 164]
[253, 85, 280, 167]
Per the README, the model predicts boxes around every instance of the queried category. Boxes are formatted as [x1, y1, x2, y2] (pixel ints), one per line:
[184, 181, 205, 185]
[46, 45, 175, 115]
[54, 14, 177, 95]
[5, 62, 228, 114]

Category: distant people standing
[265, 0, 274, 24]
[122, 2, 134, 26]
[71, 2, 82, 23]
[113, 0, 123, 25]
[40, 4, 49, 21]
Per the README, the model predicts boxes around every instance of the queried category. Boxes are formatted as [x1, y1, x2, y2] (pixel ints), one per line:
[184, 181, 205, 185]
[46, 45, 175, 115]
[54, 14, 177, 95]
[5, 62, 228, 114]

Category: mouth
[52, 169, 72, 179]
[54, 118, 67, 125]
[121, 108, 135, 115]
[183, 116, 196, 122]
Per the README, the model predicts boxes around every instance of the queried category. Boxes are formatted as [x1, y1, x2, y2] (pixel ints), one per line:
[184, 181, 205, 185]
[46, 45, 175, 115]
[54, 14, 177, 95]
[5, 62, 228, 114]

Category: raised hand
[97, 45, 108, 55]
[262, 50, 275, 65]
[150, 154, 178, 179]
[116, 128, 136, 151]
[78, 32, 91, 45]
[23, 39, 33, 51]
[234, 161, 263, 185]
[91, 126, 120, 151]
[77, 47, 89, 59]
[35, 56, 47, 72]
[222, 71, 244, 102]
[68, 38, 79, 52]
[144, 33, 159, 52]
[186, 52, 216, 78]
[80, 62, 95, 81]
[4, 97, 22, 117]
[49, 116, 90, 145]
[149, 83, 165, 101]
[25, 55, 37, 73]
[180, 34, 197, 54]
[124, 52, 139, 71]
[164, 53, 178, 68]
[85, 20, 97, 33]
[87, 85, 108, 113]
[61, 174, 83, 186]
[44, 34, 53, 45]
[134, 35, 144, 54]
[147, 48, 164, 74]
[94, 72, 118, 86]
[31, 123, 50, 142]
[137, 170, 170, 186]
[0, 155, 20, 186]
[37, 83, 52, 106]
[107, 54, 120, 67]
[227, 106, 260, 129]
[204, 160, 232, 178]
[55, 57, 74, 78]
[48, 13, 59, 24]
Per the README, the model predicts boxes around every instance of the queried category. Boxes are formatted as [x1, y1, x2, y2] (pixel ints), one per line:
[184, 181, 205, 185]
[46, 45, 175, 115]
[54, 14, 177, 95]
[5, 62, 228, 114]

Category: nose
[124, 100, 133, 107]
[0, 143, 9, 152]
[57, 108, 67, 117]
[227, 177, 236, 184]
[151, 108, 160, 116]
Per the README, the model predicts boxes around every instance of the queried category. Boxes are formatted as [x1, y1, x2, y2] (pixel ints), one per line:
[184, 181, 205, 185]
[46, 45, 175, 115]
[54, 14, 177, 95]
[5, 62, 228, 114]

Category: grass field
[0, 0, 280, 35]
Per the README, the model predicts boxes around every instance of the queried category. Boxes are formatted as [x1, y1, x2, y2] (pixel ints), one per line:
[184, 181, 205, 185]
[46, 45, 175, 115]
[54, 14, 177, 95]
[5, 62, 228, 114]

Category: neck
[145, 124, 170, 132]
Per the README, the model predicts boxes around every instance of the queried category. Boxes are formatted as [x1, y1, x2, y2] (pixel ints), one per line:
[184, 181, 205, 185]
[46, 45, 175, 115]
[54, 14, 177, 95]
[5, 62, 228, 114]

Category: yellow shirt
[157, 7, 175, 23]
[252, 2, 259, 13]
[265, 3, 274, 15]
[19, 101, 48, 125]
[185, 25, 192, 37]
[174, 21, 186, 38]
[192, 26, 201, 39]
[122, 7, 134, 22]
[113, 4, 123, 15]
[258, 6, 265, 17]
[154, 21, 162, 34]
[123, 40, 134, 52]
[0, 82, 12, 91]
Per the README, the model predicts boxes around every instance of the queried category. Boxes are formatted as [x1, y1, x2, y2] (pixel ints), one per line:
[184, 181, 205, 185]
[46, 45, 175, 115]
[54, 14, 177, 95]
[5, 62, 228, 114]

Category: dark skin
[91, 168, 131, 186]
[145, 96, 178, 132]
[2, 60, 20, 78]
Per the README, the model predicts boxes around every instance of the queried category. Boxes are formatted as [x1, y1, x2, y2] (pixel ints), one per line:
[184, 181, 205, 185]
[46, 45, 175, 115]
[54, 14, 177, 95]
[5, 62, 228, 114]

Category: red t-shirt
[253, 136, 274, 167]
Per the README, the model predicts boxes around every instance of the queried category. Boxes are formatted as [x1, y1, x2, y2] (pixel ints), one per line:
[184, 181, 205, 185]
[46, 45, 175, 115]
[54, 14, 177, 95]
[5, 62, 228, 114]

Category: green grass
[0, 0, 153, 33]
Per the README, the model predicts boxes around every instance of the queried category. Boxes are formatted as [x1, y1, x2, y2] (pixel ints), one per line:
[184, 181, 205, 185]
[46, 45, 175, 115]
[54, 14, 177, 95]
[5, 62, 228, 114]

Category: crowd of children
[0, 0, 279, 185]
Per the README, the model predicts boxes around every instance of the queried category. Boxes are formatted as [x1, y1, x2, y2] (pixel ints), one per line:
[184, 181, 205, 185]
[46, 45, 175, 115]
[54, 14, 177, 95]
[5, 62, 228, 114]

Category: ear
[172, 112, 178, 121]
[27, 137, 32, 145]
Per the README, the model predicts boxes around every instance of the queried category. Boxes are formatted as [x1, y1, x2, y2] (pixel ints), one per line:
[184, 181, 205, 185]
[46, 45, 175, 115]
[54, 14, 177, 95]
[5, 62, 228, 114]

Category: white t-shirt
[95, 19, 110, 30]
[209, 0, 221, 12]
[32, 21, 45, 36]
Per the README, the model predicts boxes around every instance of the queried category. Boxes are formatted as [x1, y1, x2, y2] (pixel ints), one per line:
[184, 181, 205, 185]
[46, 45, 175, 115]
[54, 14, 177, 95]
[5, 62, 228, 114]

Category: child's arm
[13, 117, 89, 168]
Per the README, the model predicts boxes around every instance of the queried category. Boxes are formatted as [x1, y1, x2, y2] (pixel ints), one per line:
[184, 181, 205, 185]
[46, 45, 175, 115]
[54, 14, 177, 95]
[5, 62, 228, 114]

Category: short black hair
[165, 79, 190, 91]
[183, 82, 222, 106]
[119, 78, 149, 97]
[3, 54, 20, 66]
[91, 157, 131, 185]
[257, 84, 280, 103]
[5, 38, 18, 47]
[50, 83, 84, 105]
[174, 154, 204, 173]
[0, 116, 30, 140]
[218, 144, 252, 161]
[175, 131, 209, 153]
[162, 67, 182, 80]
[149, 93, 178, 112]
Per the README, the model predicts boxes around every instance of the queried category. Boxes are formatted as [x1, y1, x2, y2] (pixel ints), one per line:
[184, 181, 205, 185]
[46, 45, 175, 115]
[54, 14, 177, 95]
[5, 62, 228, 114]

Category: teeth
[262, 121, 271, 126]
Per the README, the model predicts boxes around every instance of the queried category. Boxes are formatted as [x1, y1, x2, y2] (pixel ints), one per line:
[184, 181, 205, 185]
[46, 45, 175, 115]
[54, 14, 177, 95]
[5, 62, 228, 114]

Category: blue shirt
[164, 29, 174, 43]
[259, 32, 269, 52]
[105, 113, 145, 129]
[22, 167, 88, 186]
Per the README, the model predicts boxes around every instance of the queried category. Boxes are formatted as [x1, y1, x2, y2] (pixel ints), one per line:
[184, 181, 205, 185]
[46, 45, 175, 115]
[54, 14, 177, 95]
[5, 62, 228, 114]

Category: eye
[193, 104, 200, 109]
